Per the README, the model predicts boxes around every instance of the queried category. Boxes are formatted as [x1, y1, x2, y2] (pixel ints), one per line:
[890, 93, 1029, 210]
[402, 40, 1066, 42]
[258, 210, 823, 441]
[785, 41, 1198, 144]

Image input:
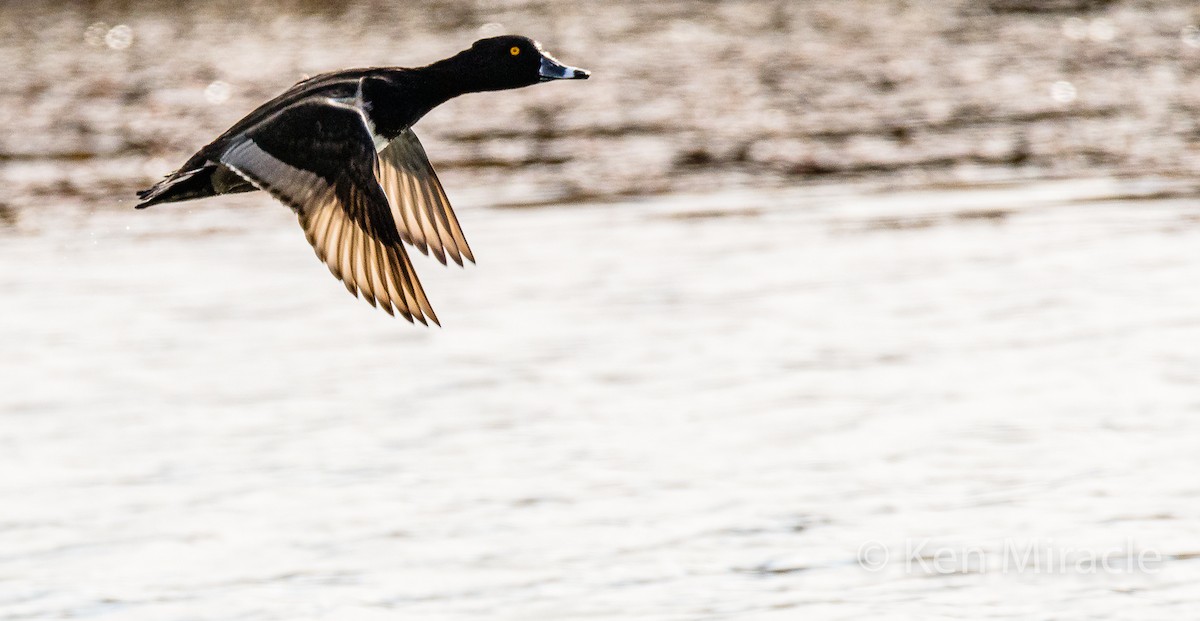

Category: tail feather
[135, 168, 212, 209]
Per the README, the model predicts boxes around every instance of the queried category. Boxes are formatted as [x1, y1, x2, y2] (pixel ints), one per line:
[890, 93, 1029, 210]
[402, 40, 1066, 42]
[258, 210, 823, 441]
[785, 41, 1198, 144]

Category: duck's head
[449, 35, 590, 92]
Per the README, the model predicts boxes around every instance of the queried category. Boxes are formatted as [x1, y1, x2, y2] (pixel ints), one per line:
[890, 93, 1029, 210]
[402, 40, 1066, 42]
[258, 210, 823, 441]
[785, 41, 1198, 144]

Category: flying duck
[136, 35, 589, 324]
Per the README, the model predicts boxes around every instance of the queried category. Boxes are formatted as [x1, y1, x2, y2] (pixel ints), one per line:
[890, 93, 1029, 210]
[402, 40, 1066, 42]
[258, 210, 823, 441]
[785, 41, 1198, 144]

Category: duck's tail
[135, 167, 215, 209]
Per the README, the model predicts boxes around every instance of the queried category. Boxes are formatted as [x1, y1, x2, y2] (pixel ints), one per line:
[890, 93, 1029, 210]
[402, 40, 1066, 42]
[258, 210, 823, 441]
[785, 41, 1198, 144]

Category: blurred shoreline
[2, 0, 1200, 214]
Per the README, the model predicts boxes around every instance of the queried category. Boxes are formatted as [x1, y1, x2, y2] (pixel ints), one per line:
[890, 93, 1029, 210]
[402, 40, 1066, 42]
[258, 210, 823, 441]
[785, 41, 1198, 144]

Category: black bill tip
[539, 55, 590, 81]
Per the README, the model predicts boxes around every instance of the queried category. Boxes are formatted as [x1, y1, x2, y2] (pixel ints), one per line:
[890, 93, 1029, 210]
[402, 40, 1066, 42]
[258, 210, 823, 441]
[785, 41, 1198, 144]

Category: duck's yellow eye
[510, 46, 521, 56]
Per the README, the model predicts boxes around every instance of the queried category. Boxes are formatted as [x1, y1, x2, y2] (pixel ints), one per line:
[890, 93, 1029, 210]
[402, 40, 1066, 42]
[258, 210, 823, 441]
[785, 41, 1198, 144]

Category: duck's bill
[539, 55, 590, 81]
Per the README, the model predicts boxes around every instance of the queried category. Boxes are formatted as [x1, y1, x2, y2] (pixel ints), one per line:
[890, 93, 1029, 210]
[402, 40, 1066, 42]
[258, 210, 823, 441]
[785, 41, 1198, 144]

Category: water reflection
[1050, 80, 1077, 104]
[1183, 25, 1200, 48]
[104, 24, 133, 50]
[204, 80, 232, 105]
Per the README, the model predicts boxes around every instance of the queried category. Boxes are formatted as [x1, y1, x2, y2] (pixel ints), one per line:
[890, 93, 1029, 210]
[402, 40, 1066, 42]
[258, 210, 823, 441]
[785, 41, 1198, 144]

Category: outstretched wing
[375, 130, 475, 266]
[219, 99, 437, 324]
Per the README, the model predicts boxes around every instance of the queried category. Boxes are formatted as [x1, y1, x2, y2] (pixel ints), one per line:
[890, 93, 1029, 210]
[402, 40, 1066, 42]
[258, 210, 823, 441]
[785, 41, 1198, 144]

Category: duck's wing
[218, 99, 437, 324]
[375, 129, 475, 266]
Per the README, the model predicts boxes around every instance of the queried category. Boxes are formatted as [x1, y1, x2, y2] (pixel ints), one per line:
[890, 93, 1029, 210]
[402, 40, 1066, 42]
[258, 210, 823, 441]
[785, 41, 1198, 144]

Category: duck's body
[137, 36, 588, 323]
[138, 68, 451, 208]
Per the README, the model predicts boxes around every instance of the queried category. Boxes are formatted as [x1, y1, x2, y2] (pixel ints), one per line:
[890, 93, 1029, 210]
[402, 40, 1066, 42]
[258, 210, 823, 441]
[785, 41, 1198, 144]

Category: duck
[136, 35, 589, 324]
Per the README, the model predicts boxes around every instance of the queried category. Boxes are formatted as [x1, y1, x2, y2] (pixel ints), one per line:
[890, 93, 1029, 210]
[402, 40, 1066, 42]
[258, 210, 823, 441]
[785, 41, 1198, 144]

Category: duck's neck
[364, 55, 481, 139]
[414, 52, 490, 101]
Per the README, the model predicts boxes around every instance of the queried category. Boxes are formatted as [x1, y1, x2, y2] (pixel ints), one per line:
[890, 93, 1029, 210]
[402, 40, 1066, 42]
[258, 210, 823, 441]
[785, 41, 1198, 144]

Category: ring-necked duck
[136, 35, 589, 324]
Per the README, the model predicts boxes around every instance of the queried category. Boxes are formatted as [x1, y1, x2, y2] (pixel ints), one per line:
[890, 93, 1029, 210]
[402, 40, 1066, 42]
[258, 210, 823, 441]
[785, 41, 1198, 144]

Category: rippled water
[3, 178, 1199, 619]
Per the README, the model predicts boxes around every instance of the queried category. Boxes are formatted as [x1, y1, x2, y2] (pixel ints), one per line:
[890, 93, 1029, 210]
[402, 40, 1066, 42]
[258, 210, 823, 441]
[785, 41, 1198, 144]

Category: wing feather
[218, 101, 438, 321]
[366, 235, 387, 311]
[379, 246, 413, 323]
[325, 201, 347, 279]
[376, 129, 475, 267]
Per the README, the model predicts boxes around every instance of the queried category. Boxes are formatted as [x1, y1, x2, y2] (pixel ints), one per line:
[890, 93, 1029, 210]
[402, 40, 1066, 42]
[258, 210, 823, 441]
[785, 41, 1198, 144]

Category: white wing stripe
[221, 139, 331, 214]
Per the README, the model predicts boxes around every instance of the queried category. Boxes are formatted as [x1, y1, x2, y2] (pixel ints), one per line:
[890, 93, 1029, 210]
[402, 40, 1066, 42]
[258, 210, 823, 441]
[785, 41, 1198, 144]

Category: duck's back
[137, 68, 409, 208]
[190, 68, 399, 168]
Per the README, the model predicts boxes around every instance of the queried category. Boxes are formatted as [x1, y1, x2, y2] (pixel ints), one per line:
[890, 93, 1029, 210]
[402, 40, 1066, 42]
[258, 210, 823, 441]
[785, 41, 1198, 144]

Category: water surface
[2, 179, 1199, 619]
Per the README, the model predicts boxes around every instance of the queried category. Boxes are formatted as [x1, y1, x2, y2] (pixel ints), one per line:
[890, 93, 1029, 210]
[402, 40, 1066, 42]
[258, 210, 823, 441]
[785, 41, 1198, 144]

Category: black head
[450, 35, 590, 92]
